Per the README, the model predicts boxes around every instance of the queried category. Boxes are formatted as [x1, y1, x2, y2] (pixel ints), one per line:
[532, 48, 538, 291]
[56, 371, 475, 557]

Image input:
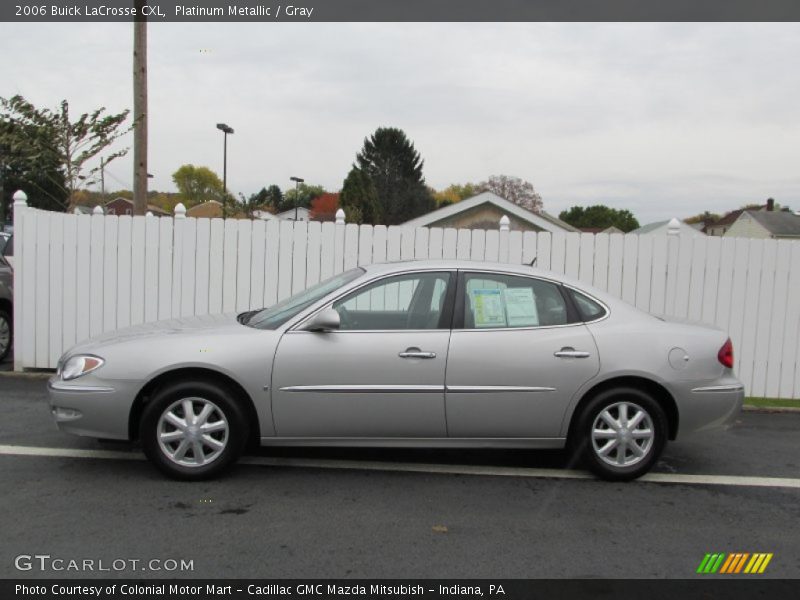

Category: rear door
[445, 270, 600, 438]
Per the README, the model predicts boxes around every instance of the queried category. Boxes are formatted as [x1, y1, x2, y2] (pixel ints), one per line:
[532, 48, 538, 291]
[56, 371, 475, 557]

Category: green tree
[279, 183, 325, 213]
[171, 164, 224, 206]
[340, 167, 379, 224]
[355, 127, 434, 224]
[0, 118, 67, 218]
[0, 95, 129, 209]
[559, 205, 640, 232]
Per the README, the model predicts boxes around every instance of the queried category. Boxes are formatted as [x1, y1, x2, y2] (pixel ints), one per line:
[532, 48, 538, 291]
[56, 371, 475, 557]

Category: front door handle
[554, 347, 590, 359]
[399, 347, 436, 359]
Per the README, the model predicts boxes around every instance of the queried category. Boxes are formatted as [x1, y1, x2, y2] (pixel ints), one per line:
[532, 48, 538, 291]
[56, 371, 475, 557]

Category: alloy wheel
[591, 401, 655, 468]
[157, 397, 229, 467]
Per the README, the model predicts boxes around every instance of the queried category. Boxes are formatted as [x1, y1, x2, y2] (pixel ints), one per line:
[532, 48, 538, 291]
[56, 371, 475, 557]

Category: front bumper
[48, 377, 137, 440]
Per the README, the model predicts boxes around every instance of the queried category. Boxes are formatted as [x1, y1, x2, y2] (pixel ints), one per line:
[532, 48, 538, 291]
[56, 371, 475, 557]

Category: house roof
[579, 226, 624, 234]
[275, 207, 311, 219]
[710, 202, 773, 228]
[401, 191, 579, 233]
[103, 197, 169, 215]
[746, 210, 800, 237]
[631, 219, 705, 237]
[631, 220, 670, 235]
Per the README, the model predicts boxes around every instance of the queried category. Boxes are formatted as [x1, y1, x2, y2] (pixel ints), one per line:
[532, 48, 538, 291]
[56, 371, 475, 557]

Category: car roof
[363, 259, 565, 280]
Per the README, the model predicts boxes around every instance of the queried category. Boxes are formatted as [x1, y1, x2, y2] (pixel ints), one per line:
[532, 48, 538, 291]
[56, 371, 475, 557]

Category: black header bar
[3, 0, 800, 23]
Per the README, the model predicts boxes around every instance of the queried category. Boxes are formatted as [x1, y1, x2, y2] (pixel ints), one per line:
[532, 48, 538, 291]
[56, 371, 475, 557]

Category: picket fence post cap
[13, 190, 28, 206]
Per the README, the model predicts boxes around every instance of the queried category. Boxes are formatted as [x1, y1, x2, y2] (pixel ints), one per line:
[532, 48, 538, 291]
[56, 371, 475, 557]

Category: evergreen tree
[340, 166, 379, 224]
[355, 127, 434, 225]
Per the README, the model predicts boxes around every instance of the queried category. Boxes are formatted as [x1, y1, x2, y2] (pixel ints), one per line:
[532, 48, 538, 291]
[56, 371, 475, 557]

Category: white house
[402, 192, 578, 233]
[725, 210, 800, 239]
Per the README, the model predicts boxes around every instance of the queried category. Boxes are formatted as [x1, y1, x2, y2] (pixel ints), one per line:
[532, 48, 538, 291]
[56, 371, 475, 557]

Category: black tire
[0, 309, 11, 362]
[571, 387, 667, 481]
[140, 379, 248, 480]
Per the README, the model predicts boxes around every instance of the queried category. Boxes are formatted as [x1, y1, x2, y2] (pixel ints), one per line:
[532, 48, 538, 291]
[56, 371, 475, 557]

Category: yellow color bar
[744, 554, 761, 574]
[758, 553, 773, 574]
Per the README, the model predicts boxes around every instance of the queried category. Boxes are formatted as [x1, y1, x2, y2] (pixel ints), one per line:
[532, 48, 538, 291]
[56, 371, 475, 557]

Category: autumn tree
[432, 182, 478, 207]
[171, 164, 224, 206]
[477, 175, 543, 213]
[339, 166, 380, 224]
[684, 211, 721, 225]
[559, 205, 640, 232]
[310, 193, 340, 221]
[0, 95, 129, 209]
[355, 127, 434, 225]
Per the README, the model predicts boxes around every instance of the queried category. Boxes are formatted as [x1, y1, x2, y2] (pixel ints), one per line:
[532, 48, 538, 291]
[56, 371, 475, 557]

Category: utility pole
[100, 157, 105, 202]
[132, 6, 148, 216]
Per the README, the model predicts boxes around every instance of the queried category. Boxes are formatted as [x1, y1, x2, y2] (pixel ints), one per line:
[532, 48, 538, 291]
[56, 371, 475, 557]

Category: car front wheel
[141, 380, 248, 480]
[574, 387, 667, 481]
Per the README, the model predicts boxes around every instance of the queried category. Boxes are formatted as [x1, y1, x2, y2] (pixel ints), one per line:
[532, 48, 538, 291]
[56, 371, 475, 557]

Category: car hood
[67, 313, 243, 355]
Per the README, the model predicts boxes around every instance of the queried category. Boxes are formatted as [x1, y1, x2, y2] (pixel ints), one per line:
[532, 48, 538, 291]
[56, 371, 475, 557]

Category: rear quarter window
[569, 289, 608, 322]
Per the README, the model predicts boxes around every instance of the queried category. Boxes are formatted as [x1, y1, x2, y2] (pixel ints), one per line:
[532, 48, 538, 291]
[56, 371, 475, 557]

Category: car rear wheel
[0, 309, 11, 362]
[573, 387, 667, 481]
[141, 380, 248, 480]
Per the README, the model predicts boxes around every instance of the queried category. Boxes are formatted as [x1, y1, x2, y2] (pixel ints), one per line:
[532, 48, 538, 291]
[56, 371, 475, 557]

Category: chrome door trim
[446, 385, 556, 393]
[279, 384, 445, 393]
[48, 381, 115, 393]
[691, 384, 745, 393]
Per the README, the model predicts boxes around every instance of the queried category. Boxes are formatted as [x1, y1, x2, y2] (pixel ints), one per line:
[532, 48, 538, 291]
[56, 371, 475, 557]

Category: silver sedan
[48, 260, 743, 481]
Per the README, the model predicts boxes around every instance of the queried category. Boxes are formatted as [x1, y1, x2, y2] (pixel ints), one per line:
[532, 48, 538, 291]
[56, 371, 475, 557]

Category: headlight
[61, 355, 105, 381]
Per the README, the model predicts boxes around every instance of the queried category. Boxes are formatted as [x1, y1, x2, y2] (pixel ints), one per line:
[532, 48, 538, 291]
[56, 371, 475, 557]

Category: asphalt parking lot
[0, 374, 798, 579]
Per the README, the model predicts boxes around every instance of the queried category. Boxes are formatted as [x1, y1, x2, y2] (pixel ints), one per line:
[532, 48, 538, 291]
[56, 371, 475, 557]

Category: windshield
[242, 268, 365, 330]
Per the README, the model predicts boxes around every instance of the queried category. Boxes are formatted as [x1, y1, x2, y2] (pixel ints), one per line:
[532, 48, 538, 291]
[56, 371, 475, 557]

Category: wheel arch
[129, 367, 260, 445]
[566, 375, 679, 443]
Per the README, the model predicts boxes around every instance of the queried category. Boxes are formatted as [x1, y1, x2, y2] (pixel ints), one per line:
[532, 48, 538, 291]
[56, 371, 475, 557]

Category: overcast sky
[2, 22, 799, 223]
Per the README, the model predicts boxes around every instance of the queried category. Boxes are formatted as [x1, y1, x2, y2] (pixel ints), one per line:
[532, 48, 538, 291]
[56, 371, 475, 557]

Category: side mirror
[302, 308, 340, 332]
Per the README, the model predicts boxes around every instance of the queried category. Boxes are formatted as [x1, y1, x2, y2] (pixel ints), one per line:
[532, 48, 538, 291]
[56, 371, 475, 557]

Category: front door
[271, 271, 455, 437]
[445, 271, 600, 438]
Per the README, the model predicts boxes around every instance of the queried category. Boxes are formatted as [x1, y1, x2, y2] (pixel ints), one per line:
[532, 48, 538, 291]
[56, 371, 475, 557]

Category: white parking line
[1, 444, 799, 489]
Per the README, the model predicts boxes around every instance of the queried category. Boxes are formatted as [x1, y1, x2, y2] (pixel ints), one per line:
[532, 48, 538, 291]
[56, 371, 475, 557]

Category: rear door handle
[554, 347, 590, 359]
[399, 347, 436, 359]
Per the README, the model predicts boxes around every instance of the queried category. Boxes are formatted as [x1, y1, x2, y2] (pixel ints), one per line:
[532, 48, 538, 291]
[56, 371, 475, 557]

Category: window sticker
[470, 288, 506, 327]
[504, 287, 539, 327]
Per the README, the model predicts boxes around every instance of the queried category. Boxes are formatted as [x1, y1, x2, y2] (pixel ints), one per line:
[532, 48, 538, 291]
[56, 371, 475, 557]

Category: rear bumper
[672, 377, 744, 439]
[48, 377, 136, 440]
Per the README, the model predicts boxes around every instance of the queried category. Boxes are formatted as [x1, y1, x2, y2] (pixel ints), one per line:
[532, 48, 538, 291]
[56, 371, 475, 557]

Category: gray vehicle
[0, 254, 12, 362]
[48, 260, 743, 481]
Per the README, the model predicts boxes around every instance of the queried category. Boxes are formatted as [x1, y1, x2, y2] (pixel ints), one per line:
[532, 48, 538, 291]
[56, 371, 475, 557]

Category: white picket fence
[11, 192, 800, 399]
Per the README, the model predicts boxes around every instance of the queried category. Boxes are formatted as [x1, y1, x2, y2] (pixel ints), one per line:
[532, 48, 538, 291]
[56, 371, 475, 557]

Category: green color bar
[697, 554, 713, 573]
[710, 553, 726, 573]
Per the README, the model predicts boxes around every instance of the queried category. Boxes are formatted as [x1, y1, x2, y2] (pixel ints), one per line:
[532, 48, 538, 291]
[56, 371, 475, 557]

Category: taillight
[718, 338, 734, 368]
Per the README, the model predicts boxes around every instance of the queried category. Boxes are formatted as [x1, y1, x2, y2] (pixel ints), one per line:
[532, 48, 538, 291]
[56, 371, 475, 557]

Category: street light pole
[216, 123, 234, 218]
[290, 176, 304, 221]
